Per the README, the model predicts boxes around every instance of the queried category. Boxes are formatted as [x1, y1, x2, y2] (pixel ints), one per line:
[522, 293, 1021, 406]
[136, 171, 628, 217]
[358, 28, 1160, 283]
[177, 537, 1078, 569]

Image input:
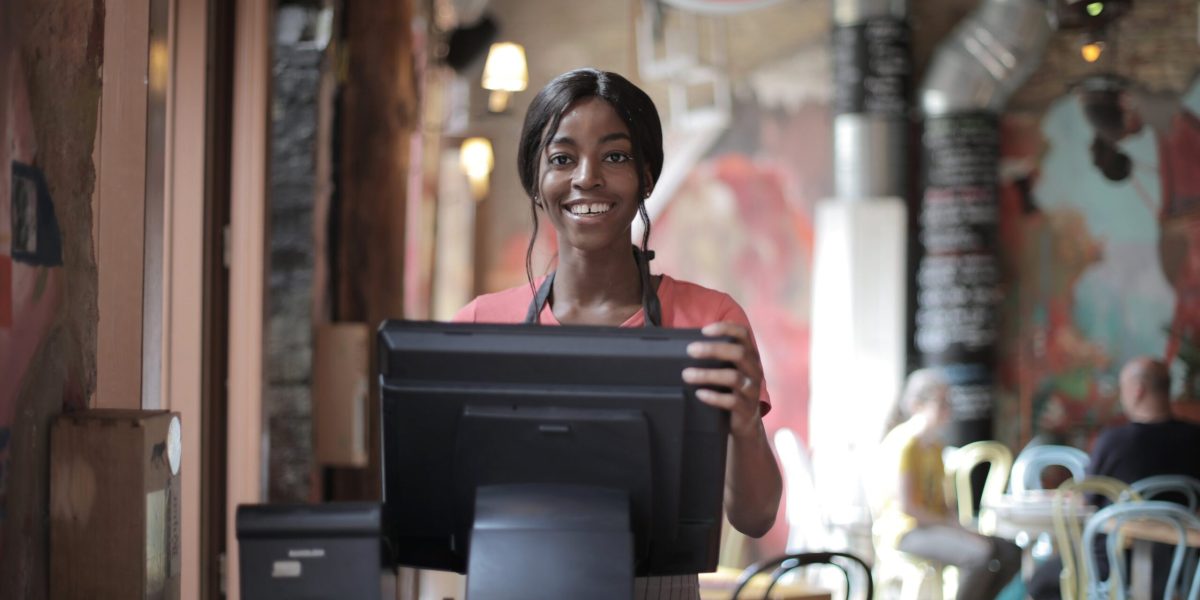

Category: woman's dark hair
[515, 68, 664, 288]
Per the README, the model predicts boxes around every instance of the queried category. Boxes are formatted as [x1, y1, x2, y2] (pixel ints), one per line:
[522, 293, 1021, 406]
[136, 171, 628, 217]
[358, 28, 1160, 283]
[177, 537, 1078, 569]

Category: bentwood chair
[1080, 500, 1200, 600]
[774, 427, 829, 552]
[1128, 475, 1200, 596]
[1130, 474, 1200, 511]
[944, 440, 1014, 533]
[1011, 445, 1090, 494]
[1053, 476, 1140, 600]
[731, 551, 874, 600]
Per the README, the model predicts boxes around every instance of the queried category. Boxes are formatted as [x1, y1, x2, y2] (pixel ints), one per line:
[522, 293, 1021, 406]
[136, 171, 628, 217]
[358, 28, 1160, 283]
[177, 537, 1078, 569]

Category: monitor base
[467, 484, 633, 600]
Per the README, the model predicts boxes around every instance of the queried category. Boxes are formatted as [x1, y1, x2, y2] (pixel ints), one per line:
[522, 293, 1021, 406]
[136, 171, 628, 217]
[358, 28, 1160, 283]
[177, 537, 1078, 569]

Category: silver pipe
[920, 0, 1054, 116]
[832, 0, 909, 200]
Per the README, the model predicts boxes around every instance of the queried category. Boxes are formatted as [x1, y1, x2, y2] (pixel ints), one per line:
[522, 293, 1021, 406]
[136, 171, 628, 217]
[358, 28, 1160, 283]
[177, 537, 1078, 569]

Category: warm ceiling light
[481, 42, 528, 112]
[1081, 41, 1104, 62]
[459, 137, 494, 199]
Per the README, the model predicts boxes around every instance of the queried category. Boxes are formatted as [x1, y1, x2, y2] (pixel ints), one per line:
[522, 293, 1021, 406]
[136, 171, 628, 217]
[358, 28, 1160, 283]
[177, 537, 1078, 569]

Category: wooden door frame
[225, 1, 272, 598]
[164, 0, 209, 597]
[200, 0, 234, 594]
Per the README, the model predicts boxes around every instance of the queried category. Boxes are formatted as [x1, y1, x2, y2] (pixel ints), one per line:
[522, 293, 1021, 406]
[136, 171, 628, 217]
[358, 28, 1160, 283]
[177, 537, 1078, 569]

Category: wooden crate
[50, 409, 182, 599]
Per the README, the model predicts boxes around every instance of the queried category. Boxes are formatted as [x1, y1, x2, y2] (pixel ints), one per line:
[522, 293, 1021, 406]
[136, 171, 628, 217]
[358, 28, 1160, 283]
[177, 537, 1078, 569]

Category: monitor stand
[467, 484, 633, 600]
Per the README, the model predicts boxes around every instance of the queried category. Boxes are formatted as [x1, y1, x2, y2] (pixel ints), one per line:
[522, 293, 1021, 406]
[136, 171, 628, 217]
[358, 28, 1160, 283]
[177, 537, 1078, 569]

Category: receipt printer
[237, 502, 383, 600]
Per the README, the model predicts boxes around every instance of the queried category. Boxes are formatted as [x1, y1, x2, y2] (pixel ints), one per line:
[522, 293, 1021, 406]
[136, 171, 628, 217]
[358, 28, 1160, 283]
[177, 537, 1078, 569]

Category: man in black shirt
[1088, 357, 1200, 487]
[1028, 357, 1200, 599]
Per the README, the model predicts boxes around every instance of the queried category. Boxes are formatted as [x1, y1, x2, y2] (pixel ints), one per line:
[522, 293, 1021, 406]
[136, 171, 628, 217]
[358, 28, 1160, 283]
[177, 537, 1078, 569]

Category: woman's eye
[606, 152, 632, 164]
[548, 154, 573, 166]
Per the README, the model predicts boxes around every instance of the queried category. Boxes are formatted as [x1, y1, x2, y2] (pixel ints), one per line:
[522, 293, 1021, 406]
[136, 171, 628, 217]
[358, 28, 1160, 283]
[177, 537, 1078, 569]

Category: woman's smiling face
[538, 96, 645, 254]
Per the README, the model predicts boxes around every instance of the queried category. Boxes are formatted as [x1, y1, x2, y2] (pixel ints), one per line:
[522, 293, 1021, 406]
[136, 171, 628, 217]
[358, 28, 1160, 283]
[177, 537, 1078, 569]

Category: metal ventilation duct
[913, 0, 1054, 445]
[921, 0, 1055, 116]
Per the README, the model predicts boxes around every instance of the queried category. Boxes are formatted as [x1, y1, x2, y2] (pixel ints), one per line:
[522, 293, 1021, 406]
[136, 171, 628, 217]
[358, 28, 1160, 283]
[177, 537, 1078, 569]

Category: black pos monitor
[378, 320, 732, 599]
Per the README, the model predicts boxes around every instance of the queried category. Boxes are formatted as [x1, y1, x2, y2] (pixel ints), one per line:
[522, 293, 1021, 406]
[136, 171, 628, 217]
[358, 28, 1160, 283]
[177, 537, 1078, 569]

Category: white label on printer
[272, 560, 303, 578]
[288, 548, 326, 558]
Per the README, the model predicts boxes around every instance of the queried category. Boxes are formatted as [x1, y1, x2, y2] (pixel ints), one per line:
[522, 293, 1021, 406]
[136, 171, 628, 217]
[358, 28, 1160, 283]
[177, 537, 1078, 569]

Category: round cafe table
[986, 490, 1096, 577]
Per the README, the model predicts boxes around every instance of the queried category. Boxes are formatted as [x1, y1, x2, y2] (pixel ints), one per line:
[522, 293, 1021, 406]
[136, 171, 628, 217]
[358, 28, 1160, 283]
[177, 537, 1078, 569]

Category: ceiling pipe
[913, 0, 1055, 445]
[921, 0, 1055, 116]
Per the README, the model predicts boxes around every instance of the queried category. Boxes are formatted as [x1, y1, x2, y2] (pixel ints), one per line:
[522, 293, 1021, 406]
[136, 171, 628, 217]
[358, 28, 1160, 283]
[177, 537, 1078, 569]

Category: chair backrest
[1130, 474, 1200, 511]
[1080, 500, 1200, 600]
[774, 427, 827, 552]
[944, 440, 1014, 530]
[718, 511, 759, 570]
[1011, 444, 1090, 494]
[1052, 476, 1139, 600]
[731, 551, 874, 600]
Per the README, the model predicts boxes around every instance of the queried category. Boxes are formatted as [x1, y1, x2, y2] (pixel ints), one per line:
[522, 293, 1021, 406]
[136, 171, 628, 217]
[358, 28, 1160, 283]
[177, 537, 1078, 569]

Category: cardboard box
[313, 323, 370, 467]
[50, 409, 182, 600]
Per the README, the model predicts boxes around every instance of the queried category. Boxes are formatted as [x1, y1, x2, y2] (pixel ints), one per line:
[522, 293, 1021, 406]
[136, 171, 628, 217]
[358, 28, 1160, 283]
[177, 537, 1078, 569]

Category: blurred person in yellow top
[872, 368, 1022, 600]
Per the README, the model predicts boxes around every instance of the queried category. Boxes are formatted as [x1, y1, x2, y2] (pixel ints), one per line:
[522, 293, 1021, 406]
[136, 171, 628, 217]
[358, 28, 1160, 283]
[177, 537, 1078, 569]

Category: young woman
[453, 68, 782, 597]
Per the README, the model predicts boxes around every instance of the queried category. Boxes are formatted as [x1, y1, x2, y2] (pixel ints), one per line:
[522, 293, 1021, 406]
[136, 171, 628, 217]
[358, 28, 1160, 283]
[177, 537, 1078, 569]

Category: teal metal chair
[1011, 445, 1090, 494]
[1081, 500, 1200, 600]
[1128, 475, 1200, 597]
[1129, 474, 1200, 511]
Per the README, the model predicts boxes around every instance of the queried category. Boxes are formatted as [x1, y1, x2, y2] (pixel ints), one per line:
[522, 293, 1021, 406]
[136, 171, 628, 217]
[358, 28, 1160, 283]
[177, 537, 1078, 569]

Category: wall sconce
[481, 42, 528, 113]
[459, 137, 494, 200]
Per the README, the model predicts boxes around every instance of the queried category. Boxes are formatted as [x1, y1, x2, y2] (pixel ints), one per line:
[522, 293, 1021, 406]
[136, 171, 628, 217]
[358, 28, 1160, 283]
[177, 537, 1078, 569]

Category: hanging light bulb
[459, 137, 494, 200]
[481, 42, 528, 113]
[1081, 41, 1105, 62]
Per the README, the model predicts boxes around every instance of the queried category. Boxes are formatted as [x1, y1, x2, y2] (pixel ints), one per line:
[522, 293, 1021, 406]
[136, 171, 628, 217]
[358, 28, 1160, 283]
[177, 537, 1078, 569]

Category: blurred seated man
[1027, 356, 1200, 600]
[874, 369, 1022, 600]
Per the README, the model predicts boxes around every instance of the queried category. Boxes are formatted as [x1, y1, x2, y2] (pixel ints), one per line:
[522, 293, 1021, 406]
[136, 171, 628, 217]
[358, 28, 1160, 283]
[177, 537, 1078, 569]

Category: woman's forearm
[724, 418, 783, 538]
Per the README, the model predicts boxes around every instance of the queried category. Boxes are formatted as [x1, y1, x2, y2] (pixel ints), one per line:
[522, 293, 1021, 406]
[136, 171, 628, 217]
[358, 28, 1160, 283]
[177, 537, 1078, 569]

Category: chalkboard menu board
[832, 18, 911, 117]
[915, 113, 1000, 445]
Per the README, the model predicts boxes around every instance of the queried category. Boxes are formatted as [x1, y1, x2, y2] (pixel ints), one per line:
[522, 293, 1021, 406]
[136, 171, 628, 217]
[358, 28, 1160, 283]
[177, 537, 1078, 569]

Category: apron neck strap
[524, 246, 661, 327]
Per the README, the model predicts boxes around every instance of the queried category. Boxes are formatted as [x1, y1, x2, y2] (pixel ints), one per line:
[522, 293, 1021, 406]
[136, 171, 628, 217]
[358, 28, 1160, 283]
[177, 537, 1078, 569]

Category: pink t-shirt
[453, 274, 771, 414]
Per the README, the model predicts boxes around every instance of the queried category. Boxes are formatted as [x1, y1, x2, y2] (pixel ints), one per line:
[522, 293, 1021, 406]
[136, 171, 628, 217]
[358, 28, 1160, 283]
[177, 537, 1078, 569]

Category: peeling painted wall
[0, 0, 102, 597]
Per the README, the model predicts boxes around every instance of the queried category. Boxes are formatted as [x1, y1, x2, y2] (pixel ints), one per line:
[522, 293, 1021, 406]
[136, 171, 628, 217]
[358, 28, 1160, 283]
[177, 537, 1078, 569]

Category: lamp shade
[460, 137, 494, 199]
[481, 42, 528, 92]
[459, 137, 494, 180]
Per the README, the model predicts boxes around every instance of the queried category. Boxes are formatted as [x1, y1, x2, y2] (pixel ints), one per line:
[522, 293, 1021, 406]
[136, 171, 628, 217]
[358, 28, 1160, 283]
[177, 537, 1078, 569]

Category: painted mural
[0, 49, 66, 559]
[998, 74, 1200, 448]
[651, 100, 826, 445]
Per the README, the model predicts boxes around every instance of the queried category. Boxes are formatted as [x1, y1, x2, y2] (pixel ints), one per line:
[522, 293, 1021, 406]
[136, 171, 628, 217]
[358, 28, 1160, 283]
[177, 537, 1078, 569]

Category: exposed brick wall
[266, 36, 321, 503]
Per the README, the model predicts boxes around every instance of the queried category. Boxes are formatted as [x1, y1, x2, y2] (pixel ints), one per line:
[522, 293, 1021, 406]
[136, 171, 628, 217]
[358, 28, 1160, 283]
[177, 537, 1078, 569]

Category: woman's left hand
[681, 321, 764, 439]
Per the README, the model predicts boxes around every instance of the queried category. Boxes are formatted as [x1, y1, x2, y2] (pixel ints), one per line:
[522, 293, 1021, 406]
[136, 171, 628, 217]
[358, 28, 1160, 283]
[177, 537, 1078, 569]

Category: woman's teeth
[567, 203, 613, 215]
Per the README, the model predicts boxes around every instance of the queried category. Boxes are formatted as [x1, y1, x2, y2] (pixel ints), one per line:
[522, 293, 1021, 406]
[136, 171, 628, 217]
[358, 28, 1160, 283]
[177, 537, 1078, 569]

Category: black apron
[524, 246, 663, 328]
